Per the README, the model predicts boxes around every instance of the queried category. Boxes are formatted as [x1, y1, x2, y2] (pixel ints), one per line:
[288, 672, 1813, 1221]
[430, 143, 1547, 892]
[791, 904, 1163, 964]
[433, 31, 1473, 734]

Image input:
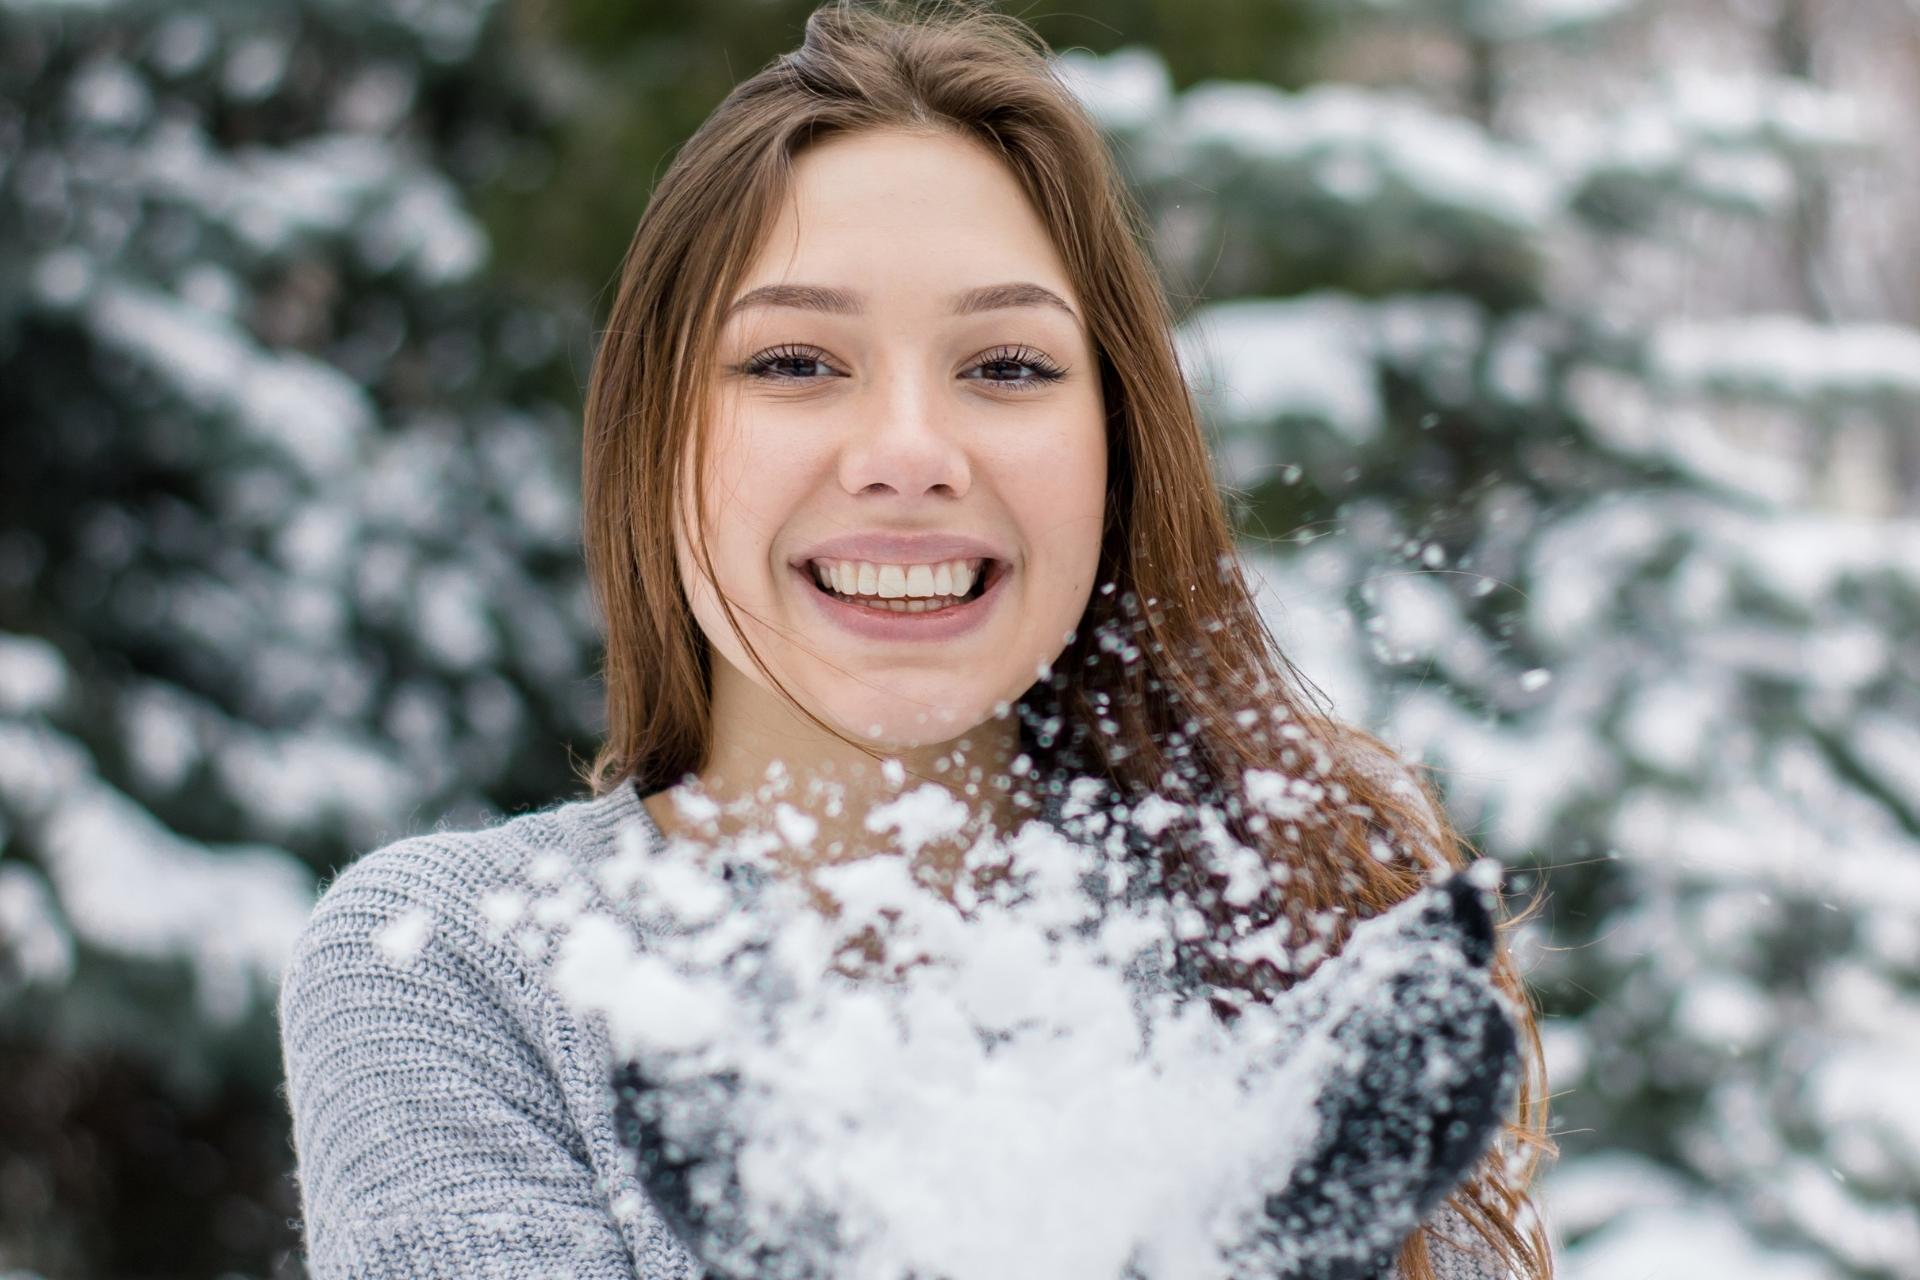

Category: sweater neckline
[556, 774, 660, 848]
[621, 777, 668, 845]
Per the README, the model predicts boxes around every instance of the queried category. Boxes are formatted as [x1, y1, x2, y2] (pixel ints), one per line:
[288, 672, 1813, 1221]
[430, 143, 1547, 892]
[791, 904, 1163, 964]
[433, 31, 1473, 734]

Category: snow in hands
[551, 785, 1519, 1280]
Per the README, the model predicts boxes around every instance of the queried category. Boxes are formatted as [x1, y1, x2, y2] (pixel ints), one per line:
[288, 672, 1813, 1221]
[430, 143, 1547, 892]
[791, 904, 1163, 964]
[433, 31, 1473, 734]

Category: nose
[836, 363, 972, 500]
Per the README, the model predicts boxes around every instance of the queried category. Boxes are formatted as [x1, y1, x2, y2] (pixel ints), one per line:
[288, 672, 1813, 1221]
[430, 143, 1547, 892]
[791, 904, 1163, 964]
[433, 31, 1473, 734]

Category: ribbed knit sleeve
[276, 829, 654, 1280]
[1418, 1204, 1520, 1278]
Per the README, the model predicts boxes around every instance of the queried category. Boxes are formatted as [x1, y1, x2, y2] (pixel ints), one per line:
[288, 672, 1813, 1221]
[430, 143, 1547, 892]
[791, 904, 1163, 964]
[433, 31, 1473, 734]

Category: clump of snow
[119, 681, 203, 792]
[636, 857, 731, 929]
[1128, 792, 1184, 837]
[0, 634, 69, 715]
[135, 121, 488, 285]
[862, 782, 968, 858]
[553, 795, 1513, 1280]
[594, 822, 656, 902]
[1244, 767, 1327, 822]
[477, 887, 527, 940]
[1546, 69, 1866, 220]
[373, 906, 432, 966]
[69, 54, 149, 127]
[671, 786, 722, 826]
[1463, 858, 1505, 892]
[527, 850, 570, 885]
[1672, 973, 1772, 1052]
[556, 913, 733, 1058]
[212, 725, 413, 842]
[411, 566, 496, 669]
[0, 860, 75, 987]
[772, 802, 818, 851]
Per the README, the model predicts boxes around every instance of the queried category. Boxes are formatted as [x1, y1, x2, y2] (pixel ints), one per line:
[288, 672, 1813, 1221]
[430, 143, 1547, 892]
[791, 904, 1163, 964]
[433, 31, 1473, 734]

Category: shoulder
[1322, 721, 1449, 870]
[298, 783, 648, 945]
[1325, 722, 1436, 814]
[272, 781, 689, 1271]
[278, 782, 655, 1039]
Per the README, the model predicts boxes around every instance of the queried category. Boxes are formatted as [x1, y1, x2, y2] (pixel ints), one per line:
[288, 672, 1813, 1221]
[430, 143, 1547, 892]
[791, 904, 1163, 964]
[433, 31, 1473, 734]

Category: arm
[276, 835, 644, 1280]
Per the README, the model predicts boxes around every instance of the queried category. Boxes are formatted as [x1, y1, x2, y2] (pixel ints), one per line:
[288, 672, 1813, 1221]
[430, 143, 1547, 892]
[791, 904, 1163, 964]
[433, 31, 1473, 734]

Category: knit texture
[277, 774, 1518, 1279]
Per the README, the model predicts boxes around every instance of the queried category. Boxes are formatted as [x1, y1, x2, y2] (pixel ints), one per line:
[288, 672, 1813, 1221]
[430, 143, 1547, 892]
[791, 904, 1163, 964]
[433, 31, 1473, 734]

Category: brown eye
[964, 345, 1068, 392]
[739, 344, 843, 382]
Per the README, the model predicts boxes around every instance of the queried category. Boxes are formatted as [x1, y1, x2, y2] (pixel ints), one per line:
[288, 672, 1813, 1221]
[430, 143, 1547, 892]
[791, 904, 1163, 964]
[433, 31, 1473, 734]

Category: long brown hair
[579, 1, 1555, 1273]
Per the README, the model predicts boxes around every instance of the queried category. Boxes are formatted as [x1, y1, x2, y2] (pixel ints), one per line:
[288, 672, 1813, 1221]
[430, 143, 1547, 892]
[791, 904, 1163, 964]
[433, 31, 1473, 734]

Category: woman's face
[678, 126, 1107, 753]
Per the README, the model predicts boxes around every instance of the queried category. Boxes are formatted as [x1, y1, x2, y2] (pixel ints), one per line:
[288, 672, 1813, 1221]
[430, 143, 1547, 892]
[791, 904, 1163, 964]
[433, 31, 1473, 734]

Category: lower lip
[793, 562, 1009, 642]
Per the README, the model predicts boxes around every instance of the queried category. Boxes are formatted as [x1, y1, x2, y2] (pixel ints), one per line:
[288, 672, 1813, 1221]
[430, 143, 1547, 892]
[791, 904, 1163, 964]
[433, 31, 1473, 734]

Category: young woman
[278, 2, 1555, 1277]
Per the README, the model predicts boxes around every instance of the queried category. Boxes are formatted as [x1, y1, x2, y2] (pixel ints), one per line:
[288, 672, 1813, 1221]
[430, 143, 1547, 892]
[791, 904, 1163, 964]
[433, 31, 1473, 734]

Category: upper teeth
[810, 558, 984, 598]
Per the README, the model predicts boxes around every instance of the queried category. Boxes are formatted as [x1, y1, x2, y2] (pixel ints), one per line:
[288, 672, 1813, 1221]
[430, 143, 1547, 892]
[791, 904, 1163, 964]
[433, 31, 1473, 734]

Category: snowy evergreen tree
[6, 0, 1914, 1273]
[0, 0, 591, 1272]
[1060, 4, 1920, 1274]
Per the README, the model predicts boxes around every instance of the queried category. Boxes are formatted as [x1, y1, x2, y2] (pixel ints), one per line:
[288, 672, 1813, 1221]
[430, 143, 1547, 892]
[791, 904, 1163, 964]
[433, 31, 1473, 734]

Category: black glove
[1216, 871, 1520, 1280]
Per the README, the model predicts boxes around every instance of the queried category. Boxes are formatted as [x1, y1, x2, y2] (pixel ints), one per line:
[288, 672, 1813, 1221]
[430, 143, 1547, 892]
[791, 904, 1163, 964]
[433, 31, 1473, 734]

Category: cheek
[1024, 415, 1107, 570]
[684, 423, 810, 603]
[671, 458, 748, 628]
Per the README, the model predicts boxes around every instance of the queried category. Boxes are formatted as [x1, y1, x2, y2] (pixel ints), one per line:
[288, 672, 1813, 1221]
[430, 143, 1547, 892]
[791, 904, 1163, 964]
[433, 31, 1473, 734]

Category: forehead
[735, 128, 1080, 314]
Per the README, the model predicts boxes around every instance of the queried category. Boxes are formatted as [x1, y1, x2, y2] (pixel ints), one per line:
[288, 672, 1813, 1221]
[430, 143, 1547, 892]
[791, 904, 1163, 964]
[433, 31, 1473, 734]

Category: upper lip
[790, 532, 1010, 567]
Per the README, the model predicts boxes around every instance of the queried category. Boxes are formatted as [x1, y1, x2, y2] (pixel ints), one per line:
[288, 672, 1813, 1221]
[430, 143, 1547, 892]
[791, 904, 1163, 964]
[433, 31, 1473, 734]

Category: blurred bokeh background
[3, 0, 1917, 1275]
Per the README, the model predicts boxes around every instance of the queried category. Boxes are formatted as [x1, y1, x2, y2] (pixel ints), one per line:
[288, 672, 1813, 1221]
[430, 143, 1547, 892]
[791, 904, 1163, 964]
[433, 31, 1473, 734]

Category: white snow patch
[374, 907, 433, 966]
[88, 282, 373, 479]
[1172, 80, 1557, 231]
[0, 722, 314, 1024]
[478, 888, 528, 940]
[1054, 46, 1172, 132]
[863, 783, 969, 859]
[1563, 1204, 1835, 1279]
[773, 802, 819, 851]
[554, 913, 733, 1058]
[1652, 314, 1920, 403]
[1180, 294, 1382, 453]
[0, 634, 68, 714]
[0, 860, 75, 986]
[1128, 793, 1186, 838]
[1244, 768, 1326, 822]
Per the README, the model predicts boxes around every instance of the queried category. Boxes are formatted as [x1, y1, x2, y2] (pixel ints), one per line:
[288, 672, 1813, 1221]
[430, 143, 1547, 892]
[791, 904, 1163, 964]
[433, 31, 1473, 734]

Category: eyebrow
[723, 281, 1079, 324]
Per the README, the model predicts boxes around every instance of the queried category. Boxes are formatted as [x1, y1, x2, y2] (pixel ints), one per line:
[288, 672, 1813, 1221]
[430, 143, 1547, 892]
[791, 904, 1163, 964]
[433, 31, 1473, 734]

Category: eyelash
[736, 343, 1068, 393]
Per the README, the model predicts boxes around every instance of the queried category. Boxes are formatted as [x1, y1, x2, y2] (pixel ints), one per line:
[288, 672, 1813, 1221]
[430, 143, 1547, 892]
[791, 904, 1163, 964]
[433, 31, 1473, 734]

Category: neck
[639, 687, 1033, 908]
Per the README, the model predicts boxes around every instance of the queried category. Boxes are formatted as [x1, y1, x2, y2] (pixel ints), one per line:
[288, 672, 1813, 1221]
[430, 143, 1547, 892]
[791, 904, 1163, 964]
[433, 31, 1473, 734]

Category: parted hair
[578, 2, 1555, 1273]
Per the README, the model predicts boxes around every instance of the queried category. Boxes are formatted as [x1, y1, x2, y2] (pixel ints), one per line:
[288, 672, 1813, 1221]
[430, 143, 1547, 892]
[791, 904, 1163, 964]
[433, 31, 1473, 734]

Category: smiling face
[676, 126, 1107, 761]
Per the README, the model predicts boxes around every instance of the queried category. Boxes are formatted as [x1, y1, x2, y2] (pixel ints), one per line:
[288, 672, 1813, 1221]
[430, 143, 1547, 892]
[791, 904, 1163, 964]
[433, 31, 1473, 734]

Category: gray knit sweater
[277, 776, 1515, 1279]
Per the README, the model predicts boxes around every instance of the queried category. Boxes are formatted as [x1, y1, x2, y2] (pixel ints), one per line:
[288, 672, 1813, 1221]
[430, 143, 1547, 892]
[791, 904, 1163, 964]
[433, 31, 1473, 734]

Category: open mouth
[802, 558, 1004, 614]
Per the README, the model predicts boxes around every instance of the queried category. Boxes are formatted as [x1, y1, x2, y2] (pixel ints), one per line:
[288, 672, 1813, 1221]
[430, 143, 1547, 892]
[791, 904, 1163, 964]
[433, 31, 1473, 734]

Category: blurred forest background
[3, 0, 1919, 1275]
